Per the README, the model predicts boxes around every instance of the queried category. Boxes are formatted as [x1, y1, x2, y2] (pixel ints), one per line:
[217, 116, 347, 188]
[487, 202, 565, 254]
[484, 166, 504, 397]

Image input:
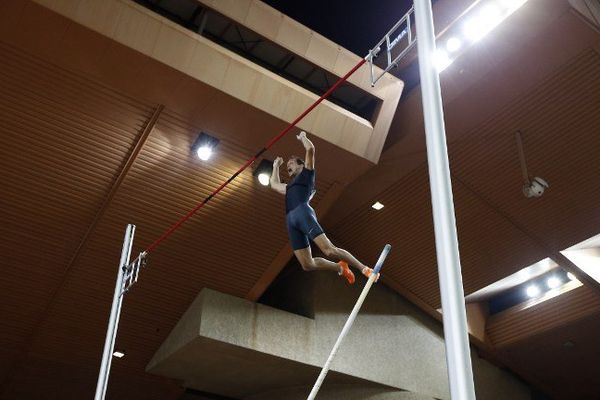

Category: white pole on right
[413, 1, 477, 399]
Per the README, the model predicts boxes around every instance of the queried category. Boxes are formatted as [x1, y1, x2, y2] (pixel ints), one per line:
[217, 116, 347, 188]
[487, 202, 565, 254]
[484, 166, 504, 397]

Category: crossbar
[366, 6, 417, 86]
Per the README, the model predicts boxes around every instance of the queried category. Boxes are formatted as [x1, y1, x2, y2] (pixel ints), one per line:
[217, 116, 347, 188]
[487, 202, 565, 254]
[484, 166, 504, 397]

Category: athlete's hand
[296, 131, 307, 141]
[273, 157, 283, 168]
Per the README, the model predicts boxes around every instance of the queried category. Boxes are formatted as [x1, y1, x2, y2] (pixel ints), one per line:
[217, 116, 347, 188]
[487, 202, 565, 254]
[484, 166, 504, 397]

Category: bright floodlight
[258, 172, 270, 186]
[196, 145, 212, 161]
[463, 18, 485, 42]
[446, 37, 462, 53]
[463, 5, 501, 42]
[547, 276, 561, 289]
[434, 49, 453, 72]
[526, 284, 540, 298]
[499, 0, 527, 11]
[112, 351, 125, 358]
[481, 4, 502, 25]
[372, 201, 384, 210]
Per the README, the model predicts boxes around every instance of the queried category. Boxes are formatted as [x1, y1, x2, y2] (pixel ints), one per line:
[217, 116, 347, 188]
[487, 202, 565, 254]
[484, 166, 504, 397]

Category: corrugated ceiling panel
[0, 41, 158, 398]
[0, 40, 153, 342]
[329, 164, 547, 308]
[487, 285, 600, 348]
[331, 48, 600, 310]
[449, 49, 600, 253]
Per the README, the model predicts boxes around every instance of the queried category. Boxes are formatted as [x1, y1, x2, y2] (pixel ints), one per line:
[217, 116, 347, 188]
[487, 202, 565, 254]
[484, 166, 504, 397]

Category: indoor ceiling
[1, 0, 599, 399]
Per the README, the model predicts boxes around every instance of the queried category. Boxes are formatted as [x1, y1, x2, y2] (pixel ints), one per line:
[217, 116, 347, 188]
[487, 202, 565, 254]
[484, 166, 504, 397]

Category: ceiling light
[257, 172, 270, 186]
[463, 5, 502, 42]
[480, 4, 503, 26]
[372, 201, 384, 210]
[566, 272, 577, 281]
[526, 284, 540, 298]
[498, 0, 527, 11]
[113, 351, 125, 358]
[253, 159, 273, 187]
[196, 145, 212, 161]
[446, 37, 462, 53]
[463, 18, 486, 42]
[192, 132, 220, 161]
[547, 276, 561, 289]
[433, 49, 453, 72]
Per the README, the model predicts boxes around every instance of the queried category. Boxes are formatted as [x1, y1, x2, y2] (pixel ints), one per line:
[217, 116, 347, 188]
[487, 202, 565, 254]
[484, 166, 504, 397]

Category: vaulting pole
[95, 224, 135, 400]
[413, 1, 476, 398]
[307, 244, 391, 400]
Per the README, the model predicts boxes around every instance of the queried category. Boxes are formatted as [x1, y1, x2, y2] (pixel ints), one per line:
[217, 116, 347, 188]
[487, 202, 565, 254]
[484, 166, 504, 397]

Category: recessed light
[372, 202, 384, 210]
[547, 276, 561, 289]
[526, 284, 540, 298]
[113, 351, 125, 358]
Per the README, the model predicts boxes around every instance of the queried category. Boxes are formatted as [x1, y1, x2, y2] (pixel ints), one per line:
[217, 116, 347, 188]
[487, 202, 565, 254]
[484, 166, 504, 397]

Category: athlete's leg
[313, 233, 368, 272]
[293, 246, 341, 273]
[288, 205, 353, 282]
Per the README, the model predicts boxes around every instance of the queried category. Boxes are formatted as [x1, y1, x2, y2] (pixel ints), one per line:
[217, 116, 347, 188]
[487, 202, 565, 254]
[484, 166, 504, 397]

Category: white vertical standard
[94, 224, 136, 400]
[413, 1, 476, 399]
[307, 244, 391, 400]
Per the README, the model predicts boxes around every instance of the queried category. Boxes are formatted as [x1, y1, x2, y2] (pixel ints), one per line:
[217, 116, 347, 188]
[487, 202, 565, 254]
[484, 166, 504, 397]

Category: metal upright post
[94, 224, 136, 400]
[413, 1, 476, 399]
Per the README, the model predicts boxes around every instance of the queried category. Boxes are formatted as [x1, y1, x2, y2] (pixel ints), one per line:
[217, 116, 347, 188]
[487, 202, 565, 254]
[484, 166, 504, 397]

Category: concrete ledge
[31, 0, 399, 162]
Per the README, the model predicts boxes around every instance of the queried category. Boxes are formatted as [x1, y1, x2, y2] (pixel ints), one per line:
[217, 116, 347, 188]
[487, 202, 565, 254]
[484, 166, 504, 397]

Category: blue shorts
[286, 203, 324, 250]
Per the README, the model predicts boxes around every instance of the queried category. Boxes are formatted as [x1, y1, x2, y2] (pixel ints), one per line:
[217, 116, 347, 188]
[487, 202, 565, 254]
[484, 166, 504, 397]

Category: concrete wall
[150, 263, 531, 400]
[262, 266, 532, 400]
[246, 383, 436, 400]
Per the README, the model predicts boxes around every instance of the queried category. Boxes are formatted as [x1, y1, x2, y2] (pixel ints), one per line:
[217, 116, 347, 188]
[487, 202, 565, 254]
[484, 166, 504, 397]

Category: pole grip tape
[373, 244, 392, 274]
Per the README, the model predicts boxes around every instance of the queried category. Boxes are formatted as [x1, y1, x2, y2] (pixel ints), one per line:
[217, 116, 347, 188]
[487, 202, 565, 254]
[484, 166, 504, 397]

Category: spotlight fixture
[253, 159, 273, 187]
[112, 351, 125, 358]
[526, 284, 540, 298]
[258, 173, 270, 186]
[197, 146, 212, 161]
[192, 132, 220, 161]
[547, 276, 561, 289]
[372, 201, 384, 210]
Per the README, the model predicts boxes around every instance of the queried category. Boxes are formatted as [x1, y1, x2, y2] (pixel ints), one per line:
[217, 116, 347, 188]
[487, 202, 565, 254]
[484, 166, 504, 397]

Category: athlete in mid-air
[270, 131, 378, 284]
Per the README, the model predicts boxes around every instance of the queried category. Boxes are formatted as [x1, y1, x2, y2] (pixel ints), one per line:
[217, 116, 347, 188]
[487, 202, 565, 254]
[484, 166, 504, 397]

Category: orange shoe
[362, 267, 380, 282]
[338, 261, 355, 284]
